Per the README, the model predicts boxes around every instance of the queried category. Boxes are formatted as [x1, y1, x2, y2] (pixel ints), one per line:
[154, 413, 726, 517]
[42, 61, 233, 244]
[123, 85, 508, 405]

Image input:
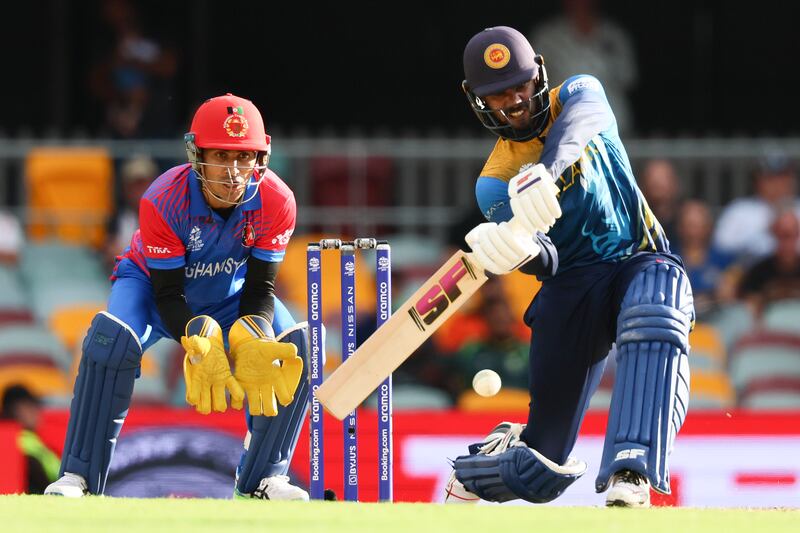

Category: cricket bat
[315, 249, 489, 420]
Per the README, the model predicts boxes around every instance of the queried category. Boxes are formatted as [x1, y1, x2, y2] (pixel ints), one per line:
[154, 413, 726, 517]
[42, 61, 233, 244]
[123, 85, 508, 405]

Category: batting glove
[465, 221, 541, 275]
[508, 164, 562, 234]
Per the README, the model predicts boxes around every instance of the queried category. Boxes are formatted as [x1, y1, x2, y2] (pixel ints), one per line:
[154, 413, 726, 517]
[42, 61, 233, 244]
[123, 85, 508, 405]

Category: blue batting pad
[454, 445, 587, 504]
[235, 323, 310, 494]
[60, 312, 143, 494]
[596, 261, 693, 494]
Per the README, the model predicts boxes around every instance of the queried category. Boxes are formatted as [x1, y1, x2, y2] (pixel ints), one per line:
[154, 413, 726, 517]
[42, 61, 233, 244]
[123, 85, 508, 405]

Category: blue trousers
[519, 253, 686, 464]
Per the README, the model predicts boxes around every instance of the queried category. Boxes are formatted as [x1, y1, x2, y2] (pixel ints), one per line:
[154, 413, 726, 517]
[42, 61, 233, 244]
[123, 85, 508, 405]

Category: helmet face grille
[464, 73, 551, 142]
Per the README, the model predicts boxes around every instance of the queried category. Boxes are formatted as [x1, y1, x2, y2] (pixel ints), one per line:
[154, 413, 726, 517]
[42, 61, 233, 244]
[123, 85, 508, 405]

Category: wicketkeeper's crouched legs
[596, 261, 693, 494]
[59, 312, 143, 494]
[235, 322, 309, 495]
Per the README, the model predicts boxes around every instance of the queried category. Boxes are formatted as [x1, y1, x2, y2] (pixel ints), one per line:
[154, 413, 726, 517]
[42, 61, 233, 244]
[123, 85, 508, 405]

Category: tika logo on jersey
[408, 256, 478, 331]
[187, 226, 204, 252]
[224, 107, 249, 138]
[270, 228, 294, 247]
[242, 222, 255, 247]
[146, 245, 171, 255]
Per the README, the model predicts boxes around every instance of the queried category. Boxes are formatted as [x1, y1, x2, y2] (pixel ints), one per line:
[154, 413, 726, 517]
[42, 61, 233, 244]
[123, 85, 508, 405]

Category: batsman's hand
[229, 315, 304, 416]
[466, 221, 541, 275]
[181, 315, 245, 415]
[508, 164, 562, 234]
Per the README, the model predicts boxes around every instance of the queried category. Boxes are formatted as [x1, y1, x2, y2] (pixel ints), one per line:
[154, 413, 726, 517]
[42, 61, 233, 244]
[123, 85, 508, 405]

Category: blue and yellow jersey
[475, 75, 668, 273]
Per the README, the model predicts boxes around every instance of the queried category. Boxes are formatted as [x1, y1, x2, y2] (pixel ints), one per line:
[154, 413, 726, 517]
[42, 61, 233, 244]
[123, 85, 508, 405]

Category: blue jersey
[475, 75, 668, 273]
[112, 164, 296, 315]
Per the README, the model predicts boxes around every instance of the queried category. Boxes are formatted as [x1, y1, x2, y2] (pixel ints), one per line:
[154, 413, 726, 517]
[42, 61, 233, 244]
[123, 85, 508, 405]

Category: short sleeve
[252, 192, 296, 262]
[139, 198, 186, 269]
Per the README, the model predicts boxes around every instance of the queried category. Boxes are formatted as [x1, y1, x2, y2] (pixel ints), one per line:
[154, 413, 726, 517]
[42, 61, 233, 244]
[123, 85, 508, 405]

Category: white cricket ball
[472, 369, 502, 397]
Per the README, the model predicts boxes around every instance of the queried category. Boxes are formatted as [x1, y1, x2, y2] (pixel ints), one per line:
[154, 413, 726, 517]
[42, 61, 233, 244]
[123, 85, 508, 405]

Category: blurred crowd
[1, 151, 799, 426]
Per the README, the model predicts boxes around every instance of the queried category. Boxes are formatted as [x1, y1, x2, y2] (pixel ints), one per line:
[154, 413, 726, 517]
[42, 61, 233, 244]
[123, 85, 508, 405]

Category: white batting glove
[465, 222, 541, 275]
[508, 164, 562, 234]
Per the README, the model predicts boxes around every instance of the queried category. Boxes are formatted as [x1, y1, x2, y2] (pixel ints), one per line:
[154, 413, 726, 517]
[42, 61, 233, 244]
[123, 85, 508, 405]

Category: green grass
[1, 495, 798, 532]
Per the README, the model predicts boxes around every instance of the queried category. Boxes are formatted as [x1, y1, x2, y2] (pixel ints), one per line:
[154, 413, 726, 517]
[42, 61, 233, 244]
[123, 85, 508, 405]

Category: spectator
[89, 0, 179, 138]
[1, 385, 61, 494]
[672, 199, 736, 318]
[639, 158, 682, 246]
[0, 209, 23, 266]
[530, 0, 638, 134]
[738, 207, 800, 317]
[105, 154, 158, 266]
[713, 152, 800, 266]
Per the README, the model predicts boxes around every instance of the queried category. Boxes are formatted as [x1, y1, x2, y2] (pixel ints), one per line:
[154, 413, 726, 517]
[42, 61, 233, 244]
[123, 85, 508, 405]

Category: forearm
[238, 257, 280, 322]
[150, 267, 193, 340]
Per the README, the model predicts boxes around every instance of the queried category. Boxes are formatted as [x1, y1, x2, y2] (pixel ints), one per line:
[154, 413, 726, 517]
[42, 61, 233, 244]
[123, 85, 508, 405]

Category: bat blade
[315, 250, 488, 420]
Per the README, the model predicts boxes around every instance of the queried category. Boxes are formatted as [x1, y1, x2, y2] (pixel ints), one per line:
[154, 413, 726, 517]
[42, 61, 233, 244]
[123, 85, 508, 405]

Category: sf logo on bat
[408, 256, 479, 331]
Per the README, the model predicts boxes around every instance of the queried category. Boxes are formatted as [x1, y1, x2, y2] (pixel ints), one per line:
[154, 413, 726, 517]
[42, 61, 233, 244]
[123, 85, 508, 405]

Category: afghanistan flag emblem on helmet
[242, 222, 256, 247]
[224, 106, 249, 138]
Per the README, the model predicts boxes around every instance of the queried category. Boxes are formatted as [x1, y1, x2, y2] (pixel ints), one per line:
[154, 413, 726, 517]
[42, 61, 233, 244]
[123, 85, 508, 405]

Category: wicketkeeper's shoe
[44, 472, 88, 498]
[246, 475, 309, 501]
[443, 421, 525, 504]
[605, 469, 651, 508]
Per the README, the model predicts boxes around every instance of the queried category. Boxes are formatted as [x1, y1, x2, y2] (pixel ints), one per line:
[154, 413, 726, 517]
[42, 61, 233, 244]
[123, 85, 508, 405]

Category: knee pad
[454, 445, 587, 504]
[235, 322, 310, 494]
[61, 312, 143, 494]
[596, 262, 693, 494]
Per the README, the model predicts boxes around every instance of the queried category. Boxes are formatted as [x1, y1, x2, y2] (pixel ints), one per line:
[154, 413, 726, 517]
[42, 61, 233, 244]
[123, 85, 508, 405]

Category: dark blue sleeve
[540, 75, 615, 179]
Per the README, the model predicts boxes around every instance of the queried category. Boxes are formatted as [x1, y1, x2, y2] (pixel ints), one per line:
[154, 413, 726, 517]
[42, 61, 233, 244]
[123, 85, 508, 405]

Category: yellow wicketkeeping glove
[229, 315, 304, 416]
[181, 315, 245, 414]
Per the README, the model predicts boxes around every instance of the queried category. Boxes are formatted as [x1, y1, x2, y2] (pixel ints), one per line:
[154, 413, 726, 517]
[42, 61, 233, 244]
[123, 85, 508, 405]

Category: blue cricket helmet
[462, 26, 550, 142]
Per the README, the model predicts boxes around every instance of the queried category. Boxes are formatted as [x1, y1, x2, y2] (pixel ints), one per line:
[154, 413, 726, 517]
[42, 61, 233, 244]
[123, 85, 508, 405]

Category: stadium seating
[706, 302, 755, 353]
[132, 339, 181, 405]
[48, 303, 105, 354]
[739, 377, 800, 410]
[728, 332, 800, 405]
[688, 323, 727, 372]
[0, 265, 32, 315]
[0, 324, 72, 372]
[762, 299, 800, 335]
[689, 369, 736, 409]
[24, 147, 113, 248]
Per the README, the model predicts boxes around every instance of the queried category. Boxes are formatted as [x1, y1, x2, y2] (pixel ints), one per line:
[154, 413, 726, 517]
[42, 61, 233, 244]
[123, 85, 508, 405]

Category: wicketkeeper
[46, 94, 312, 500]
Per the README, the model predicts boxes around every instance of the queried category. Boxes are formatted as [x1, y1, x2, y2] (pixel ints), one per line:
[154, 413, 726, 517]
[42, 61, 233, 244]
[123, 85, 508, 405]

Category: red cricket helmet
[187, 93, 271, 151]
[184, 93, 272, 206]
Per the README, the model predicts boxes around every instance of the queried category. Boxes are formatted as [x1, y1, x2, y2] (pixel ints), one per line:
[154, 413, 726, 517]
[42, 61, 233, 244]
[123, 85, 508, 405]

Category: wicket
[306, 238, 393, 502]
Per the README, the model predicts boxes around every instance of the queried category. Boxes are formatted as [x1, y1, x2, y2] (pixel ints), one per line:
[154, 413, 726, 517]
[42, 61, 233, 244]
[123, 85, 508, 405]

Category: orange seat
[48, 303, 105, 354]
[689, 323, 726, 368]
[690, 369, 735, 408]
[457, 387, 530, 411]
[0, 364, 71, 405]
[25, 147, 113, 248]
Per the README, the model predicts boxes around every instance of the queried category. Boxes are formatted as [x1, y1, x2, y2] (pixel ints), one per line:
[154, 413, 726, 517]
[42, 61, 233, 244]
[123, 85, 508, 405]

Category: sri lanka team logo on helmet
[484, 43, 510, 69]
[242, 222, 255, 247]
[223, 106, 249, 138]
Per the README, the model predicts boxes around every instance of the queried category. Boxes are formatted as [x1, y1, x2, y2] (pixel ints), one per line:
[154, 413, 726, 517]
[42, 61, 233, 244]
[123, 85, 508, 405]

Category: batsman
[45, 94, 311, 501]
[446, 26, 693, 507]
